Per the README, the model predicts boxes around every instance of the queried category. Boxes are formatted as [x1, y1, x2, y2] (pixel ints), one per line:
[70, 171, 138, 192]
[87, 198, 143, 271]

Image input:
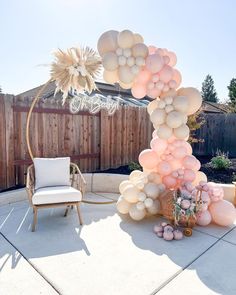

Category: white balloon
[150, 109, 166, 125]
[119, 180, 132, 194]
[135, 57, 145, 66]
[132, 43, 148, 58]
[144, 198, 153, 208]
[129, 170, 143, 180]
[137, 192, 147, 202]
[119, 81, 133, 89]
[118, 56, 127, 66]
[133, 33, 144, 44]
[127, 56, 135, 67]
[164, 96, 173, 105]
[156, 124, 173, 139]
[148, 172, 162, 184]
[117, 30, 135, 49]
[173, 124, 190, 139]
[177, 87, 202, 115]
[158, 183, 166, 193]
[102, 52, 118, 71]
[147, 199, 161, 215]
[118, 66, 134, 84]
[173, 96, 189, 113]
[166, 111, 184, 128]
[147, 99, 159, 115]
[129, 205, 146, 221]
[122, 184, 139, 203]
[165, 105, 174, 113]
[117, 196, 131, 214]
[97, 30, 119, 56]
[116, 47, 123, 56]
[136, 201, 146, 211]
[143, 182, 160, 199]
[131, 65, 140, 75]
[157, 100, 166, 109]
[123, 48, 132, 57]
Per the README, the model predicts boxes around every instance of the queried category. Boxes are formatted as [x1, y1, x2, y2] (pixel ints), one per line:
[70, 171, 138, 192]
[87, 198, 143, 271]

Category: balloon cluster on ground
[97, 29, 236, 228]
[154, 222, 184, 241]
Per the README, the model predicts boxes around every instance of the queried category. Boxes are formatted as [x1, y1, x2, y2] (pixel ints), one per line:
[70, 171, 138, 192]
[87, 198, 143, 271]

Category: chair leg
[64, 206, 69, 217]
[76, 203, 83, 225]
[32, 207, 38, 232]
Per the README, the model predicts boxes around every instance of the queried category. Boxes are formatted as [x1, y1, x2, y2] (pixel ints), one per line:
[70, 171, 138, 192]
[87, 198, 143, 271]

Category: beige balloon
[160, 89, 177, 99]
[119, 81, 133, 89]
[117, 196, 132, 214]
[177, 87, 202, 115]
[156, 124, 173, 139]
[103, 70, 119, 84]
[147, 99, 160, 115]
[102, 52, 118, 71]
[119, 180, 132, 194]
[129, 170, 143, 180]
[118, 65, 135, 84]
[117, 30, 135, 49]
[133, 33, 144, 44]
[192, 171, 208, 186]
[150, 109, 166, 125]
[143, 183, 160, 199]
[173, 96, 189, 113]
[129, 204, 146, 220]
[147, 199, 161, 215]
[166, 111, 184, 128]
[97, 30, 119, 56]
[122, 184, 139, 203]
[173, 124, 190, 139]
[132, 43, 149, 58]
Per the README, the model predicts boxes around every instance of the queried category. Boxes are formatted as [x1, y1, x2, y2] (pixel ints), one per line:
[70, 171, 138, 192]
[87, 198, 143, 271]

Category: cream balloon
[97, 30, 119, 56]
[102, 52, 118, 71]
[166, 111, 184, 128]
[147, 99, 159, 115]
[118, 66, 134, 84]
[117, 196, 132, 214]
[129, 170, 143, 180]
[132, 43, 149, 58]
[147, 199, 160, 215]
[173, 96, 189, 113]
[173, 124, 190, 139]
[133, 33, 144, 44]
[156, 124, 173, 139]
[117, 30, 134, 49]
[119, 180, 132, 194]
[103, 70, 118, 84]
[129, 205, 146, 221]
[160, 89, 177, 99]
[122, 184, 139, 203]
[177, 87, 202, 115]
[143, 183, 160, 199]
[150, 109, 166, 125]
[119, 81, 133, 89]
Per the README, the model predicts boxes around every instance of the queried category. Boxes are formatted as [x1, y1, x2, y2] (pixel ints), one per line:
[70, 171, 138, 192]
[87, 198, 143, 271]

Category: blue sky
[0, 0, 236, 100]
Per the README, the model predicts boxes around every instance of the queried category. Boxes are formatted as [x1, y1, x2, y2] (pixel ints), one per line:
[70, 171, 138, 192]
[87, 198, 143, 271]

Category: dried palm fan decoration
[50, 46, 102, 104]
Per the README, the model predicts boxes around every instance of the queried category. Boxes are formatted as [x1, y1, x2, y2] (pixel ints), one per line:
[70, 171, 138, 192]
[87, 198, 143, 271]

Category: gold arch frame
[25, 80, 116, 205]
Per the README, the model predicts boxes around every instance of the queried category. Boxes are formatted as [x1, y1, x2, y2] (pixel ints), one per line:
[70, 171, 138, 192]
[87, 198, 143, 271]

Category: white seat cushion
[32, 186, 82, 205]
[34, 157, 71, 190]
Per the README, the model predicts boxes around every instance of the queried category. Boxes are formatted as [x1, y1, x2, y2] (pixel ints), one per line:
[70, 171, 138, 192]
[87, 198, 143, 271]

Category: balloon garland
[96, 29, 236, 227]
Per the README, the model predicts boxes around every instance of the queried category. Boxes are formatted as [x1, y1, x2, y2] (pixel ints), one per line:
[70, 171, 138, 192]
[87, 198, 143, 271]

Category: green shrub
[128, 161, 142, 172]
[210, 150, 231, 170]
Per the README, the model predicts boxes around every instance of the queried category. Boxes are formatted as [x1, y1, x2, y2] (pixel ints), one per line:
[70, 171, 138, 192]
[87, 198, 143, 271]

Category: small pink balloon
[146, 54, 164, 74]
[182, 155, 198, 170]
[150, 138, 168, 155]
[183, 169, 196, 182]
[163, 55, 170, 64]
[147, 87, 161, 99]
[159, 65, 174, 83]
[209, 200, 236, 226]
[196, 210, 212, 226]
[172, 69, 182, 88]
[194, 159, 201, 171]
[148, 46, 157, 54]
[181, 141, 193, 155]
[131, 83, 147, 99]
[139, 149, 159, 170]
[162, 175, 178, 189]
[157, 161, 172, 176]
[168, 80, 177, 89]
[172, 146, 187, 159]
[167, 51, 177, 67]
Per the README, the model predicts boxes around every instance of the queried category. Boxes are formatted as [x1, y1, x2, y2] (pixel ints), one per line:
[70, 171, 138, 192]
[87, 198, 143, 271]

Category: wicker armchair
[26, 162, 86, 231]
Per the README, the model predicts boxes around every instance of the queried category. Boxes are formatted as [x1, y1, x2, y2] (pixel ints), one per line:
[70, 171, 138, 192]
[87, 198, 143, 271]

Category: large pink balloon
[182, 155, 198, 170]
[157, 161, 172, 176]
[162, 175, 177, 189]
[159, 65, 174, 83]
[146, 54, 164, 73]
[167, 51, 177, 67]
[148, 46, 157, 54]
[196, 210, 212, 226]
[183, 169, 196, 182]
[139, 149, 159, 170]
[172, 146, 187, 159]
[209, 200, 236, 226]
[150, 138, 168, 155]
[131, 83, 147, 99]
[136, 69, 151, 84]
[147, 87, 161, 99]
[169, 159, 182, 170]
[172, 69, 182, 88]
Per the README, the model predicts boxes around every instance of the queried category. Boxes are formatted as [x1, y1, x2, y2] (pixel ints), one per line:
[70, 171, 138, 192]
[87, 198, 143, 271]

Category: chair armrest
[26, 164, 35, 205]
[70, 163, 86, 198]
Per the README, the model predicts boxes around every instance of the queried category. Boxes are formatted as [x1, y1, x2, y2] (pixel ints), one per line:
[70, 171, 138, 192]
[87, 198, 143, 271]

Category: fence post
[0, 94, 7, 190]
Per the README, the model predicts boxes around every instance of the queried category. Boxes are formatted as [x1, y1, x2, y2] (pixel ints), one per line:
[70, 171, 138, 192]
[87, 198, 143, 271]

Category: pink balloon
[209, 200, 236, 226]
[166, 51, 177, 67]
[162, 175, 178, 189]
[152, 130, 158, 138]
[168, 80, 177, 89]
[147, 87, 161, 99]
[182, 155, 197, 170]
[138, 149, 159, 170]
[131, 83, 147, 99]
[136, 69, 151, 84]
[150, 138, 168, 155]
[159, 65, 174, 83]
[148, 46, 157, 54]
[183, 169, 196, 182]
[157, 161, 172, 176]
[146, 54, 164, 74]
[193, 159, 201, 171]
[169, 159, 182, 170]
[196, 210, 212, 226]
[181, 141, 193, 155]
[172, 146, 187, 159]
[172, 69, 182, 88]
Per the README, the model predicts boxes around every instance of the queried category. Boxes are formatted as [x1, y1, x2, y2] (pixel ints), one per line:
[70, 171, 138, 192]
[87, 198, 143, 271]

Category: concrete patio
[0, 191, 236, 295]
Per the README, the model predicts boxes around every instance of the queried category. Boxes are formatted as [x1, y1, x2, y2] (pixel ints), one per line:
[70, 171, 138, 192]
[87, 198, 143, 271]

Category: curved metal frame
[25, 80, 116, 205]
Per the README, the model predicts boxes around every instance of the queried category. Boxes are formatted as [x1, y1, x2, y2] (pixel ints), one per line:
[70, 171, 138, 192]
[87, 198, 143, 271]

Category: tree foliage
[227, 78, 236, 112]
[201, 74, 218, 102]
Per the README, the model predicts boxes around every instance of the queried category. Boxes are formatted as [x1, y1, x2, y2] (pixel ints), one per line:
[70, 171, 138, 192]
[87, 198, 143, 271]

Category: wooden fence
[0, 94, 153, 190]
[193, 113, 236, 157]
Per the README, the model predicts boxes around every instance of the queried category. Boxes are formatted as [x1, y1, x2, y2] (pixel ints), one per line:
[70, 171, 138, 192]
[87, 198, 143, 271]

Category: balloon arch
[26, 29, 236, 230]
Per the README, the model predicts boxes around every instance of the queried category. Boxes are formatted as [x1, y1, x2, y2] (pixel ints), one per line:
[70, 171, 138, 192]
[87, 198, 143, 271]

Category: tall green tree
[201, 74, 218, 102]
[227, 78, 236, 112]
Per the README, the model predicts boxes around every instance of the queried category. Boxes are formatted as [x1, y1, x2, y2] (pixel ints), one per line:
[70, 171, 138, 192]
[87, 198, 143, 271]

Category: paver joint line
[150, 226, 236, 295]
[0, 232, 61, 295]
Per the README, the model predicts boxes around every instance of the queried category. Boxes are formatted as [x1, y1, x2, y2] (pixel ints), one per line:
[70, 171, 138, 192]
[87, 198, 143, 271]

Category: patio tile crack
[0, 232, 61, 295]
[150, 226, 236, 295]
